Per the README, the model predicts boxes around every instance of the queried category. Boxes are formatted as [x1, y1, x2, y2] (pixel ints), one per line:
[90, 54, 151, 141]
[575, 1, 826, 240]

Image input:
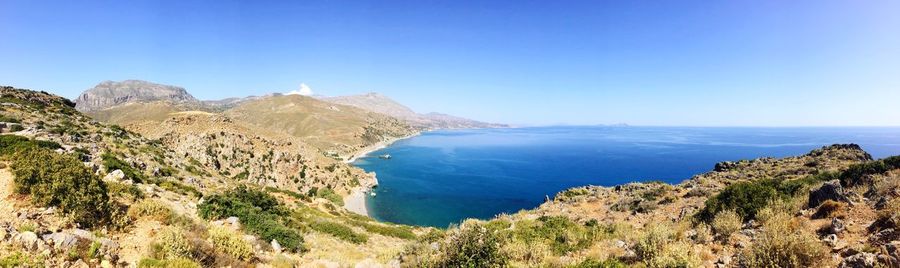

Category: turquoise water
[352, 126, 900, 227]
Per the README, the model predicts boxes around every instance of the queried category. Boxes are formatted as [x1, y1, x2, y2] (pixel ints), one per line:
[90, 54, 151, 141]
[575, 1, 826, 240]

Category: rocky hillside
[224, 94, 416, 156]
[4, 84, 900, 267]
[75, 80, 198, 112]
[322, 92, 507, 129]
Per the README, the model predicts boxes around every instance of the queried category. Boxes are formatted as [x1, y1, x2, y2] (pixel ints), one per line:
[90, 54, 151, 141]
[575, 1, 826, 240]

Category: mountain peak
[75, 80, 198, 112]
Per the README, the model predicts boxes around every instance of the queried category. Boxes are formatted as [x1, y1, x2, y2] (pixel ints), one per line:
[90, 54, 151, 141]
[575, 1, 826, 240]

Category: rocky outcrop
[809, 180, 849, 207]
[75, 80, 198, 112]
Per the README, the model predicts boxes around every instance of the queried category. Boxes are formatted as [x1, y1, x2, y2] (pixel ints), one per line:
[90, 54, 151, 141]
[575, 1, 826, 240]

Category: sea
[351, 126, 900, 228]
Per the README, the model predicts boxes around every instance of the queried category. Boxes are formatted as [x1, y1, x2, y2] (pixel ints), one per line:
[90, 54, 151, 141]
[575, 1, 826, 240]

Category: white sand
[344, 187, 369, 216]
[343, 133, 420, 164]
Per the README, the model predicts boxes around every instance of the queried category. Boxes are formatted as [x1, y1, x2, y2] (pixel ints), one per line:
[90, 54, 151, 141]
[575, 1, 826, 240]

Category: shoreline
[343, 132, 421, 164]
[342, 132, 421, 217]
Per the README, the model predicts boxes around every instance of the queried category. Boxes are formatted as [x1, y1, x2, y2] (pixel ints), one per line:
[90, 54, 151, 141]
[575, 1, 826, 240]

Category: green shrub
[435, 222, 508, 268]
[208, 225, 254, 261]
[309, 220, 368, 244]
[316, 187, 344, 206]
[138, 257, 201, 268]
[0, 135, 60, 156]
[10, 147, 110, 227]
[695, 179, 785, 223]
[348, 220, 416, 240]
[511, 216, 597, 255]
[198, 186, 304, 252]
[841, 156, 900, 186]
[568, 258, 628, 268]
[157, 180, 202, 198]
[102, 152, 145, 183]
[0, 114, 21, 123]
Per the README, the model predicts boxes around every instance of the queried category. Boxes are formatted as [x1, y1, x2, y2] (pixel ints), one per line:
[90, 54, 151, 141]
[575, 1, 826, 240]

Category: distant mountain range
[321, 92, 507, 129]
[75, 80, 506, 130]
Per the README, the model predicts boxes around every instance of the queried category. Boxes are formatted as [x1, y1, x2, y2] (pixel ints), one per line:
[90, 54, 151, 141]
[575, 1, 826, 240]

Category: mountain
[2, 84, 899, 267]
[322, 92, 508, 129]
[224, 94, 416, 155]
[74, 80, 198, 112]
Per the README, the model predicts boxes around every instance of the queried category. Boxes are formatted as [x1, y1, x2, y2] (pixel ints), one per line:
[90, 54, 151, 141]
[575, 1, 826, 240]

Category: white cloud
[286, 83, 314, 96]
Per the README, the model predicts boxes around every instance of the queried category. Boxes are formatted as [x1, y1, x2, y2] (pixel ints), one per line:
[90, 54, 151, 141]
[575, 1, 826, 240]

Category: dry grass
[813, 200, 847, 219]
[711, 210, 741, 240]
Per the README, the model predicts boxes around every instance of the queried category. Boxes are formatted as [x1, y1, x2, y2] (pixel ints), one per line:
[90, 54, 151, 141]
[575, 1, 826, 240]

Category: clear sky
[1, 1, 898, 126]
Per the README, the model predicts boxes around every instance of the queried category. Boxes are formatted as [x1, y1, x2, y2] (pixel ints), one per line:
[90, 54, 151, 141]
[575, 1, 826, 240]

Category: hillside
[223, 94, 416, 156]
[3, 85, 900, 267]
[322, 92, 507, 129]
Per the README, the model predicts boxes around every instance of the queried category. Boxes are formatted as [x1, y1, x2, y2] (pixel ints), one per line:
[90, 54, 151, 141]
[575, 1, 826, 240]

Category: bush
[739, 210, 827, 267]
[10, 147, 110, 227]
[510, 216, 599, 255]
[635, 224, 700, 268]
[156, 226, 193, 260]
[309, 220, 368, 244]
[812, 200, 846, 219]
[711, 210, 742, 240]
[349, 220, 416, 240]
[696, 179, 785, 223]
[208, 225, 254, 261]
[567, 258, 628, 268]
[127, 199, 174, 223]
[138, 257, 201, 268]
[434, 222, 508, 268]
[316, 187, 344, 206]
[198, 186, 304, 252]
[841, 156, 900, 186]
[102, 152, 145, 183]
[0, 135, 60, 156]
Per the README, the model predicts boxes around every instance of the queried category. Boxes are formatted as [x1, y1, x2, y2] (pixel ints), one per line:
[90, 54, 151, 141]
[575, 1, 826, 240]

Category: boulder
[271, 239, 282, 253]
[14, 231, 41, 250]
[809, 180, 849, 208]
[103, 169, 125, 182]
[42, 232, 78, 250]
[831, 218, 846, 234]
[840, 252, 877, 268]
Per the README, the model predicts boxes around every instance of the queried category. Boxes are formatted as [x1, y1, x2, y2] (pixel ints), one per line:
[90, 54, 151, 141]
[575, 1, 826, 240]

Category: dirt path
[0, 163, 17, 217]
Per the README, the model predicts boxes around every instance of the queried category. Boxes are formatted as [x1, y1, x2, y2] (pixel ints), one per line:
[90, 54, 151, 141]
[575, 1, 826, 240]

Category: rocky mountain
[322, 92, 508, 129]
[74, 80, 198, 112]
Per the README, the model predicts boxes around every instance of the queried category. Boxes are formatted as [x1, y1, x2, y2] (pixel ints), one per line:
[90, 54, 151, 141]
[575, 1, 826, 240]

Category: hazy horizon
[2, 1, 899, 126]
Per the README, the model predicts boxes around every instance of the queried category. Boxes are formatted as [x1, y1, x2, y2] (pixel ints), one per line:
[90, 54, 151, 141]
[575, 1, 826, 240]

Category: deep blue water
[352, 126, 900, 228]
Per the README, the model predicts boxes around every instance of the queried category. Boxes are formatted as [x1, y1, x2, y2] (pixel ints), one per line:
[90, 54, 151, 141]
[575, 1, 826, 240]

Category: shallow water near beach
[351, 126, 900, 228]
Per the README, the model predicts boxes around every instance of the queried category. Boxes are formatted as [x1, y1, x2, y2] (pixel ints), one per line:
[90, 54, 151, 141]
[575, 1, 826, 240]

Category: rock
[271, 239, 282, 253]
[809, 180, 849, 208]
[14, 231, 41, 250]
[824, 234, 839, 247]
[615, 240, 626, 248]
[71, 229, 94, 240]
[100, 260, 114, 268]
[103, 169, 125, 181]
[98, 238, 119, 253]
[831, 218, 847, 234]
[42, 232, 78, 250]
[840, 252, 877, 268]
[72, 259, 90, 268]
[225, 216, 241, 230]
[714, 161, 738, 172]
[718, 255, 732, 265]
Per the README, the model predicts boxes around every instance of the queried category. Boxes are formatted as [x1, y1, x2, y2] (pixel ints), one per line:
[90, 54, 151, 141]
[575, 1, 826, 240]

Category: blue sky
[1, 1, 898, 126]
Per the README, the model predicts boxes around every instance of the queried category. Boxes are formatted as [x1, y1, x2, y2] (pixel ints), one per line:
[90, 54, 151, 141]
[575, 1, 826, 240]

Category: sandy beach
[342, 133, 419, 216]
[344, 187, 370, 216]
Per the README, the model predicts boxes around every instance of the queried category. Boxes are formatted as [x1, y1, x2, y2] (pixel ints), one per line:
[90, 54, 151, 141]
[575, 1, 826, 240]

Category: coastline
[342, 132, 421, 217]
[343, 132, 420, 164]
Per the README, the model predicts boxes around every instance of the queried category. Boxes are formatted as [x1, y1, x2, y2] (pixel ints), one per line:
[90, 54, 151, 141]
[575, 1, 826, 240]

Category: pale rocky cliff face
[75, 80, 198, 112]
